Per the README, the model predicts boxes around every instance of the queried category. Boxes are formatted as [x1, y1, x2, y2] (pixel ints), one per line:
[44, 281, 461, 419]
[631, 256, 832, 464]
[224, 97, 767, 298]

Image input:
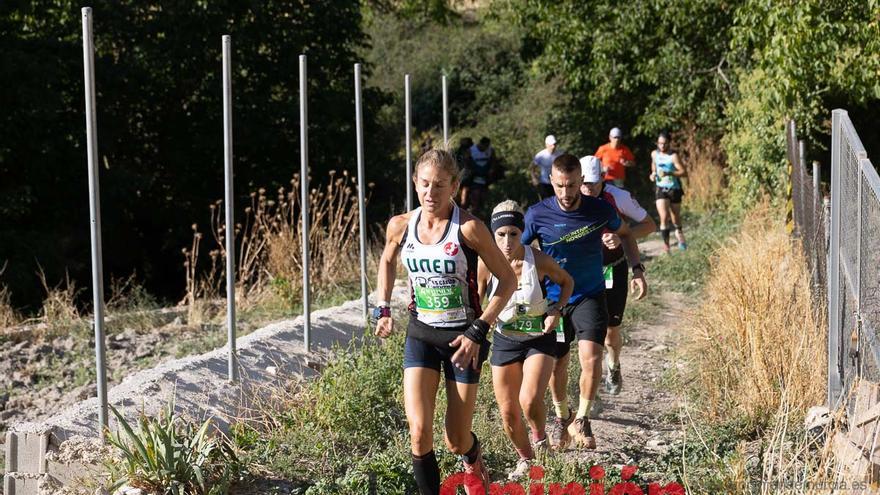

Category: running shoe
[533, 436, 549, 453]
[678, 242, 688, 250]
[662, 243, 671, 254]
[604, 364, 622, 395]
[507, 458, 532, 481]
[547, 408, 574, 451]
[461, 447, 490, 495]
[567, 417, 597, 449]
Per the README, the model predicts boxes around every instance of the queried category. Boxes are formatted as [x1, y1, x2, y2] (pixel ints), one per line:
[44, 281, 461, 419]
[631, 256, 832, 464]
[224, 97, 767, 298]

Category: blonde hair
[415, 149, 461, 182]
[492, 200, 524, 216]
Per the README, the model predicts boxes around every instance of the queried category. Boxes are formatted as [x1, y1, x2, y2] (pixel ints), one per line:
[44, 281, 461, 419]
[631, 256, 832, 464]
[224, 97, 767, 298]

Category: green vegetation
[106, 403, 242, 495]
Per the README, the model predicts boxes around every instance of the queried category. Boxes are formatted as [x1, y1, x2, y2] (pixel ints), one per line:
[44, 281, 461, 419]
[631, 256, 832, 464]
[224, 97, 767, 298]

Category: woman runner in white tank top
[477, 201, 573, 481]
[374, 150, 516, 495]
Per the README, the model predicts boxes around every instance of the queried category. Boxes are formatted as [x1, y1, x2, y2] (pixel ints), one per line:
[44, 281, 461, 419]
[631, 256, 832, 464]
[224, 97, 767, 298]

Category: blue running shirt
[522, 195, 622, 303]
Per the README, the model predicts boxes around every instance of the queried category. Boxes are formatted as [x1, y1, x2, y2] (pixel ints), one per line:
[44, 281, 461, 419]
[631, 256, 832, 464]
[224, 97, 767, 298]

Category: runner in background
[531, 135, 563, 200]
[374, 149, 516, 495]
[522, 154, 647, 451]
[580, 156, 656, 395]
[478, 200, 573, 481]
[467, 137, 494, 214]
[456, 137, 476, 209]
[650, 131, 688, 252]
[595, 127, 636, 188]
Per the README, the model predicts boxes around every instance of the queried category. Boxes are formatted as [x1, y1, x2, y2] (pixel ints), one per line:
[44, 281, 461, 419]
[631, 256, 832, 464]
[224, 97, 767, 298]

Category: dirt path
[560, 238, 688, 472]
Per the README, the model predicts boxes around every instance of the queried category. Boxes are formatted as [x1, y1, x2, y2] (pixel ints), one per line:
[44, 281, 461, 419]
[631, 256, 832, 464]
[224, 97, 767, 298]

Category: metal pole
[405, 74, 413, 211]
[828, 109, 844, 406]
[442, 74, 448, 146]
[798, 140, 807, 237]
[812, 160, 821, 290]
[81, 6, 108, 433]
[222, 35, 238, 382]
[354, 63, 368, 323]
[299, 55, 311, 351]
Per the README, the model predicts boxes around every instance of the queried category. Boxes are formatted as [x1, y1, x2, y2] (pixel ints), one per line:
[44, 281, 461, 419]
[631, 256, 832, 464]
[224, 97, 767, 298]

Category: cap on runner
[609, 127, 622, 139]
[580, 155, 603, 183]
[545, 135, 557, 146]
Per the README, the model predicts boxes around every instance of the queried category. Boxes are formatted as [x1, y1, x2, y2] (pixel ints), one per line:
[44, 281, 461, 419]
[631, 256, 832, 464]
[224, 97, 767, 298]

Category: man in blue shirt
[522, 154, 647, 450]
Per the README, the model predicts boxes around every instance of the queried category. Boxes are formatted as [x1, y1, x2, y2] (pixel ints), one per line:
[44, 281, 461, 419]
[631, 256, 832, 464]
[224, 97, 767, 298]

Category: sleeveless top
[654, 151, 681, 190]
[401, 205, 481, 328]
[488, 246, 549, 341]
[469, 144, 492, 185]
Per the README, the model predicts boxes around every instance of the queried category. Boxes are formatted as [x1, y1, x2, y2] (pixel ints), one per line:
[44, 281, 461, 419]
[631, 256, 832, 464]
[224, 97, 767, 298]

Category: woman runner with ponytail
[478, 200, 573, 480]
[374, 149, 516, 495]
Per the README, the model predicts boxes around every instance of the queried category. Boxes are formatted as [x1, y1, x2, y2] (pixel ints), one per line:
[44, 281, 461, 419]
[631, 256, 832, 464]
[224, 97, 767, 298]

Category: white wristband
[377, 300, 390, 308]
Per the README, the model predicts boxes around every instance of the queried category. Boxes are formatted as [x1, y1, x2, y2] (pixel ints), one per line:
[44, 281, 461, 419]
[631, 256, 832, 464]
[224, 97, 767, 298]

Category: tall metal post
[405, 74, 413, 211]
[798, 140, 807, 237]
[81, 6, 108, 433]
[299, 55, 311, 351]
[354, 64, 368, 322]
[828, 109, 843, 406]
[812, 160, 821, 289]
[222, 35, 238, 382]
[442, 74, 448, 146]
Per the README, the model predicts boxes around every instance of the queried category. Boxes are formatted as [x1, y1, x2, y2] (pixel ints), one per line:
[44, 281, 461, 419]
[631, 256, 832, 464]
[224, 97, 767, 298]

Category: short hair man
[522, 154, 647, 451]
[531, 135, 563, 200]
[594, 127, 635, 188]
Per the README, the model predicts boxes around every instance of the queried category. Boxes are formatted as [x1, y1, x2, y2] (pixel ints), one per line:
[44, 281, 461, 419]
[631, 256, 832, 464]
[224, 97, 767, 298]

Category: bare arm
[671, 153, 688, 177]
[535, 251, 573, 333]
[374, 213, 409, 337]
[461, 216, 516, 324]
[613, 221, 647, 300]
[649, 151, 657, 182]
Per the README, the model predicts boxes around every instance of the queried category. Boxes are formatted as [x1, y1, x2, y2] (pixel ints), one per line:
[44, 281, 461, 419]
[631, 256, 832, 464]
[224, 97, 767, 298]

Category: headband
[490, 211, 525, 233]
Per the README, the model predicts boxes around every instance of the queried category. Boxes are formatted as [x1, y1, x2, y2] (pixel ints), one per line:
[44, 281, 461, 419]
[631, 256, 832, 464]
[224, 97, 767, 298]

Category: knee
[520, 396, 543, 419]
[409, 421, 433, 452]
[499, 407, 521, 432]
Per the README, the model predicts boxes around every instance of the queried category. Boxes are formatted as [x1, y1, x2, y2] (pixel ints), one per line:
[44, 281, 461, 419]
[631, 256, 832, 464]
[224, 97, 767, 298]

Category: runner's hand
[375, 316, 393, 338]
[649, 172, 656, 182]
[449, 335, 481, 371]
[602, 233, 621, 249]
[630, 272, 647, 300]
[543, 314, 560, 334]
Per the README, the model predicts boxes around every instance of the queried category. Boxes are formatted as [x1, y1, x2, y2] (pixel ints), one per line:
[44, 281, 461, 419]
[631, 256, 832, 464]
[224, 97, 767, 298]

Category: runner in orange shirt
[594, 127, 635, 187]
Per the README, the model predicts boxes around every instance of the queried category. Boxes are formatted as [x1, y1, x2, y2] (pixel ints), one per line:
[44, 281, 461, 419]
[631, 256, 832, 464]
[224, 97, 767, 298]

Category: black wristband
[463, 319, 490, 344]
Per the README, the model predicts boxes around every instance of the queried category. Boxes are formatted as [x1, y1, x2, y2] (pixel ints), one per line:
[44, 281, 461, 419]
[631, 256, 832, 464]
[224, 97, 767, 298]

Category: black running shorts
[553, 292, 609, 358]
[605, 261, 629, 328]
[655, 186, 684, 204]
[489, 330, 556, 367]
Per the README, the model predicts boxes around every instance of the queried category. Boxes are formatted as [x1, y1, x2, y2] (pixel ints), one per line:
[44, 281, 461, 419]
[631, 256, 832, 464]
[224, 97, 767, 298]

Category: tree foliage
[0, 0, 384, 309]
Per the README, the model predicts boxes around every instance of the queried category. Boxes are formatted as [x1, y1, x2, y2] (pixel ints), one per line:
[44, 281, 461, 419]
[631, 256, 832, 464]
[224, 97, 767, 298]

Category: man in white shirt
[531, 135, 563, 199]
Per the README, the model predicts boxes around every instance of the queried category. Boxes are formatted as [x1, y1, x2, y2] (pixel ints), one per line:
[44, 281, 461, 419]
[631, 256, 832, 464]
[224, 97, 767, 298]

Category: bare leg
[655, 198, 671, 249]
[492, 362, 530, 453]
[604, 325, 622, 367]
[443, 379, 481, 454]
[577, 340, 604, 406]
[670, 202, 686, 245]
[520, 353, 555, 439]
[548, 351, 570, 409]
[404, 367, 441, 455]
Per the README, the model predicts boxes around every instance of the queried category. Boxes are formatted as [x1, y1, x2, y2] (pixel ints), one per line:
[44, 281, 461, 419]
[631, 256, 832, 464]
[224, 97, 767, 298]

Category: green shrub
[106, 403, 242, 495]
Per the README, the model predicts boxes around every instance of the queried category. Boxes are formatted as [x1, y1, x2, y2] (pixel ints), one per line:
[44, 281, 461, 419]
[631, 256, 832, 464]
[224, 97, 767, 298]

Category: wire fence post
[354, 63, 368, 322]
[812, 160, 821, 290]
[299, 54, 311, 351]
[442, 74, 448, 146]
[405, 74, 413, 211]
[798, 139, 807, 238]
[222, 35, 238, 382]
[81, 6, 108, 435]
[828, 110, 842, 407]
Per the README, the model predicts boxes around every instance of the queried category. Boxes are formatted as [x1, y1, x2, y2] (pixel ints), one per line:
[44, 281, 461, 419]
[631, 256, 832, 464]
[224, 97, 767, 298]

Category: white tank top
[489, 246, 549, 341]
[401, 205, 479, 328]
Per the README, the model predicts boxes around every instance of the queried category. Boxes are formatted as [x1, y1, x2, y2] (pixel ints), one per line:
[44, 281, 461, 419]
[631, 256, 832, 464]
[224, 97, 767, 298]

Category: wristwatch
[370, 306, 391, 323]
[630, 262, 646, 275]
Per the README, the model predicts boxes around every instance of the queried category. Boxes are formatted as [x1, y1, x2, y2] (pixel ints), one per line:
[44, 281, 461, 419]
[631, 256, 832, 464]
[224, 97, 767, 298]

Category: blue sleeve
[522, 208, 537, 245]
[606, 202, 622, 231]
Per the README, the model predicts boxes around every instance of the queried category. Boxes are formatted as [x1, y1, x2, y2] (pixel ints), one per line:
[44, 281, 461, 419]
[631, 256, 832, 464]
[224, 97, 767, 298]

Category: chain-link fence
[823, 109, 880, 407]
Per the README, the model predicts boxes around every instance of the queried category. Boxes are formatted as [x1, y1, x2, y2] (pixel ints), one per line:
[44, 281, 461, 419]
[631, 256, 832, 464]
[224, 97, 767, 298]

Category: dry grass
[0, 260, 19, 327]
[678, 125, 727, 213]
[183, 170, 373, 315]
[37, 265, 82, 328]
[686, 202, 825, 424]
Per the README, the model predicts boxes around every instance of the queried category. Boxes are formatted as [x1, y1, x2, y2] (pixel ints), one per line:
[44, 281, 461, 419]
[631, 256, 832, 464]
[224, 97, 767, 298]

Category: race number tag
[414, 285, 464, 313]
[499, 316, 545, 334]
[604, 265, 614, 289]
[556, 319, 565, 343]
